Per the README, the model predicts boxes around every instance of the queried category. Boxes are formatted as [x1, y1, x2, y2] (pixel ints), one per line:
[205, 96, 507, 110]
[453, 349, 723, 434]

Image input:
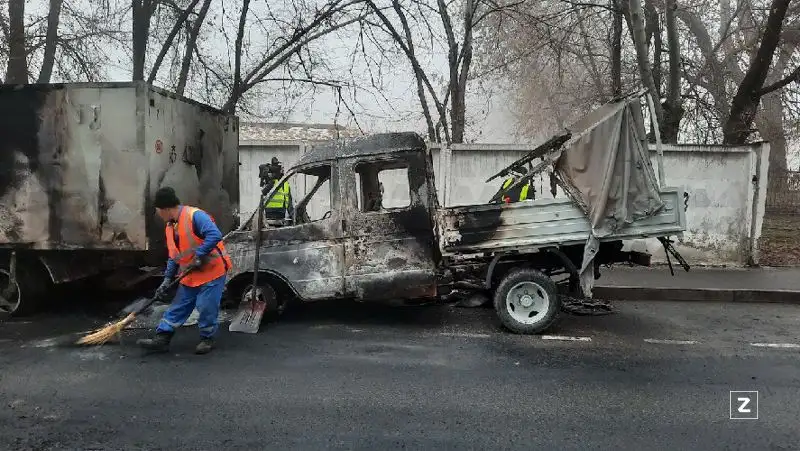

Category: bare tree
[217, 0, 366, 114]
[132, 0, 158, 81]
[661, 0, 683, 143]
[38, 0, 64, 83]
[360, 0, 521, 143]
[175, 0, 211, 94]
[723, 0, 798, 145]
[5, 0, 26, 83]
[147, 0, 203, 84]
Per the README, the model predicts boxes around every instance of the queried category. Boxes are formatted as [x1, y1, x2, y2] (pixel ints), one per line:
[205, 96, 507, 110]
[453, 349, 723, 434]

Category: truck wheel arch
[225, 270, 301, 305]
[483, 247, 580, 294]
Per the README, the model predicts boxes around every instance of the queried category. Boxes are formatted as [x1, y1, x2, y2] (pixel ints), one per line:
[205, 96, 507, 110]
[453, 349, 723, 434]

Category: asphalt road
[1, 299, 800, 450]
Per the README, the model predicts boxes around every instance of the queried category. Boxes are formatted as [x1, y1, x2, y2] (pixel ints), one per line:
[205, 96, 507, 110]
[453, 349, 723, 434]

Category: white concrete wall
[239, 140, 770, 266]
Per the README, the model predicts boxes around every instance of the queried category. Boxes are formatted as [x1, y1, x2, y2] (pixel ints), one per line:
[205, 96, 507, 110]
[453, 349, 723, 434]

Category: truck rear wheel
[0, 258, 51, 318]
[493, 268, 560, 334]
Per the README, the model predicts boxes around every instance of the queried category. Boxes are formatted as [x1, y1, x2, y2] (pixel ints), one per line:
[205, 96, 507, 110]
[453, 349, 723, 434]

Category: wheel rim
[505, 281, 549, 325]
[0, 269, 21, 315]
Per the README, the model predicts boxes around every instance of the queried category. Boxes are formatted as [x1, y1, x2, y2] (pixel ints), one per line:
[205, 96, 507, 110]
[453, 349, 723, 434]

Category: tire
[0, 257, 52, 317]
[493, 268, 560, 334]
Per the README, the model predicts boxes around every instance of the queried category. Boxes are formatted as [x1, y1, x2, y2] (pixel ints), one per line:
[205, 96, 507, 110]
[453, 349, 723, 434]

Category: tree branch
[757, 64, 800, 97]
[147, 0, 201, 84]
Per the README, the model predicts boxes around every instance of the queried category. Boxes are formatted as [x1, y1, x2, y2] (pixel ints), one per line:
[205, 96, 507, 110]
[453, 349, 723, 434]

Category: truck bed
[437, 187, 686, 256]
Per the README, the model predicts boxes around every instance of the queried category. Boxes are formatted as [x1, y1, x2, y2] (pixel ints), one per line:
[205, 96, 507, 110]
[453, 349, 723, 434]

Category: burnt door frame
[255, 161, 346, 301]
[340, 151, 438, 301]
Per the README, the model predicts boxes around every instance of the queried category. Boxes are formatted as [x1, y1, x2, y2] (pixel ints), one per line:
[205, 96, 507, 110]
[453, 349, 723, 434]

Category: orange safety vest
[166, 206, 233, 287]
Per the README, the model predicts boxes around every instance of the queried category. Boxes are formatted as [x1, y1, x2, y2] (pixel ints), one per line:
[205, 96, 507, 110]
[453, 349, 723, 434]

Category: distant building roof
[239, 122, 364, 142]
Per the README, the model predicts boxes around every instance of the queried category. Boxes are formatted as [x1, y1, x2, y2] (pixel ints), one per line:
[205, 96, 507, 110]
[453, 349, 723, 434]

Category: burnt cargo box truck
[0, 82, 239, 316]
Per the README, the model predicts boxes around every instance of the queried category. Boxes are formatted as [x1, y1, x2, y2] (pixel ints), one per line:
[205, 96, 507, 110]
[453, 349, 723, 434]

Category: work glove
[188, 255, 209, 270]
[155, 277, 172, 300]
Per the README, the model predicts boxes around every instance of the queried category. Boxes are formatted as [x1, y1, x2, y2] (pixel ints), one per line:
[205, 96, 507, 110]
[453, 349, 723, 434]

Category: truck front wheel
[493, 268, 560, 334]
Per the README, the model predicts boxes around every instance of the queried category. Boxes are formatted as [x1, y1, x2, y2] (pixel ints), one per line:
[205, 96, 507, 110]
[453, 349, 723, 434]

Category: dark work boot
[195, 337, 214, 355]
[136, 332, 173, 352]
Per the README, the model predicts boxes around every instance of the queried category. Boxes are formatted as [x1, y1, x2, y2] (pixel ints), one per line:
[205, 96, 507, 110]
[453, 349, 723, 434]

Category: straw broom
[75, 208, 261, 346]
[75, 271, 190, 346]
[75, 312, 137, 345]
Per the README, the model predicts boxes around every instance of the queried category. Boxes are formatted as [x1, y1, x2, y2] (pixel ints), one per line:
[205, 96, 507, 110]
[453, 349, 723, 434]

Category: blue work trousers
[156, 275, 226, 338]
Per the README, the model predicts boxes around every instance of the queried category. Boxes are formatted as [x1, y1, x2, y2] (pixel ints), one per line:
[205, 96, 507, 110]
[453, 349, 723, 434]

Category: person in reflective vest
[500, 177, 532, 204]
[137, 186, 233, 355]
[264, 179, 293, 220]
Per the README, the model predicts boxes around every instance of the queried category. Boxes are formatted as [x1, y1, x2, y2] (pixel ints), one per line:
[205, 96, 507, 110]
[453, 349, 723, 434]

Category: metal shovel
[229, 191, 268, 333]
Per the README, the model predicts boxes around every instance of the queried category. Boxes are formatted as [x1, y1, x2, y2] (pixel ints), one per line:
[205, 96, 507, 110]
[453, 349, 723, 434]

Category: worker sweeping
[136, 187, 233, 355]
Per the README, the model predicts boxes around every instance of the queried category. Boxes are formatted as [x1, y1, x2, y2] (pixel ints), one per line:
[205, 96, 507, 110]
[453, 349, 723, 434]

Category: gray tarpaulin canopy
[556, 93, 665, 295]
[489, 91, 666, 296]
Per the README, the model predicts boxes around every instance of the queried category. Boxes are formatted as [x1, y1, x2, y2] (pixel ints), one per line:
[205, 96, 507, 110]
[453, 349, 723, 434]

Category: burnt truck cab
[224, 133, 444, 311]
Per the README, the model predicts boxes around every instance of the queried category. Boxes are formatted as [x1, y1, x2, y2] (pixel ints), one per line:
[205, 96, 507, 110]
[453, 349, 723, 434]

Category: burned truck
[223, 92, 688, 334]
[0, 82, 239, 317]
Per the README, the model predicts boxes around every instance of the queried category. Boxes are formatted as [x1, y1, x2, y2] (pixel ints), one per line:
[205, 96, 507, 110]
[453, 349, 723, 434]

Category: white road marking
[440, 332, 491, 339]
[750, 342, 800, 349]
[541, 335, 592, 342]
[644, 339, 698, 345]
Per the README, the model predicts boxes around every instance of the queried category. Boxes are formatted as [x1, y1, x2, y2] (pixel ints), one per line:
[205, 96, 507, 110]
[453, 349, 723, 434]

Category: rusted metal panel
[339, 146, 439, 301]
[224, 216, 346, 300]
[437, 188, 687, 256]
[0, 83, 239, 260]
[296, 132, 425, 168]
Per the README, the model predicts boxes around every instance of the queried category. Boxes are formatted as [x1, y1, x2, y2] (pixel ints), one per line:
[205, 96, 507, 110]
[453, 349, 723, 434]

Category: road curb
[593, 286, 800, 304]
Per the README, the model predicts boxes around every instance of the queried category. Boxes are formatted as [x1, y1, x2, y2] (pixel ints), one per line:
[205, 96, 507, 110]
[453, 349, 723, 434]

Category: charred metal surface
[296, 132, 426, 168]
[437, 189, 686, 256]
[0, 83, 238, 257]
[225, 216, 345, 301]
[37, 250, 150, 284]
[339, 145, 439, 302]
[0, 83, 238, 284]
[225, 132, 439, 304]
[484, 131, 571, 184]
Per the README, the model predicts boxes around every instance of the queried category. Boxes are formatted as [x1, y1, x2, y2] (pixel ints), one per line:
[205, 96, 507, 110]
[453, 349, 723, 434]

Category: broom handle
[132, 268, 194, 316]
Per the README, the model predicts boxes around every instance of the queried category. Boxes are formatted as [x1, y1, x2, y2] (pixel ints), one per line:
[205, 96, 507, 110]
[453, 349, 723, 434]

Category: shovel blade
[228, 298, 267, 333]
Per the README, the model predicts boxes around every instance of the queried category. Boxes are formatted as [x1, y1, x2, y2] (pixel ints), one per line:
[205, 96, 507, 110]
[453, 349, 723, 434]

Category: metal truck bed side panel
[437, 188, 686, 256]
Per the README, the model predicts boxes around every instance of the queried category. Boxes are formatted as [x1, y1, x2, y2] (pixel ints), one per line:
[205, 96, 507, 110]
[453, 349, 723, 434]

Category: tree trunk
[5, 0, 27, 84]
[449, 0, 474, 144]
[227, 0, 251, 115]
[628, 0, 665, 128]
[37, 0, 64, 83]
[661, 0, 683, 143]
[644, 0, 662, 94]
[176, 0, 212, 95]
[610, 0, 623, 98]
[722, 0, 792, 145]
[756, 48, 791, 201]
[148, 0, 202, 84]
[132, 0, 156, 82]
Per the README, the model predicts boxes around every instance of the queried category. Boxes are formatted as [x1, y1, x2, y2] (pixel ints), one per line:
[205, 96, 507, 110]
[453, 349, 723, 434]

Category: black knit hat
[154, 186, 180, 209]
